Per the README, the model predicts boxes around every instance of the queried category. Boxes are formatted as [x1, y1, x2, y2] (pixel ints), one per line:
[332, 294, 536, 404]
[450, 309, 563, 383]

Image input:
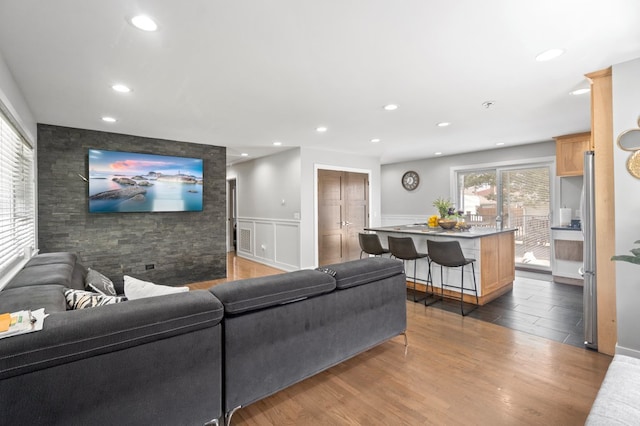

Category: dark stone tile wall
[37, 124, 226, 286]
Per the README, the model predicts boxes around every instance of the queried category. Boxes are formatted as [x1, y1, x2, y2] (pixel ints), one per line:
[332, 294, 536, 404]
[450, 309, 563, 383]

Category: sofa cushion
[0, 290, 224, 380]
[23, 252, 77, 268]
[586, 354, 640, 424]
[4, 263, 75, 290]
[0, 285, 67, 314]
[70, 262, 88, 290]
[210, 269, 336, 315]
[323, 257, 405, 290]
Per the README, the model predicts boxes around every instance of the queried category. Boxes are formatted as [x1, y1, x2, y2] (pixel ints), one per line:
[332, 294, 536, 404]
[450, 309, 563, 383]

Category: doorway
[317, 169, 369, 266]
[500, 166, 551, 268]
[227, 178, 237, 252]
[455, 160, 553, 270]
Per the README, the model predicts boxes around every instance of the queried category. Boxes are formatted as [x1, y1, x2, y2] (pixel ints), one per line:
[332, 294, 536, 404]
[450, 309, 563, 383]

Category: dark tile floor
[411, 270, 586, 348]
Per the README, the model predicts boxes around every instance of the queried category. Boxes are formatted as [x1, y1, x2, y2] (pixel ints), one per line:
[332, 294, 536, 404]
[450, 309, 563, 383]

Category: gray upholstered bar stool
[358, 233, 390, 259]
[387, 236, 435, 304]
[427, 239, 478, 316]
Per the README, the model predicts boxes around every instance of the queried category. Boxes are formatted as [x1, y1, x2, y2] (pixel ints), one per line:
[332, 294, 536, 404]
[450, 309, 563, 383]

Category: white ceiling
[1, 1, 639, 165]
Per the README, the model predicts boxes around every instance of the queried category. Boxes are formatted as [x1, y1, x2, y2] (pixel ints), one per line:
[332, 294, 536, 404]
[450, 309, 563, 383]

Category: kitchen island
[366, 224, 516, 305]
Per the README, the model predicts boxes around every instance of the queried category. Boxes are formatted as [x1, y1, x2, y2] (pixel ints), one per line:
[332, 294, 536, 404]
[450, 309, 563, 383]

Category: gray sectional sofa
[0, 252, 224, 425]
[0, 253, 407, 425]
[210, 257, 407, 423]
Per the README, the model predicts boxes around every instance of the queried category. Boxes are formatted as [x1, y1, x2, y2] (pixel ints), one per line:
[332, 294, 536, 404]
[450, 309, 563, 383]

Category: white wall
[0, 50, 37, 287]
[227, 146, 381, 270]
[381, 142, 557, 220]
[0, 51, 36, 144]
[227, 148, 302, 270]
[230, 148, 301, 220]
[300, 147, 381, 269]
[612, 57, 640, 357]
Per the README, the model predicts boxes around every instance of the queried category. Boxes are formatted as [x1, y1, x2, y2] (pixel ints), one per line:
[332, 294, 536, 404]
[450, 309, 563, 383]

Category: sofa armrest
[0, 289, 224, 379]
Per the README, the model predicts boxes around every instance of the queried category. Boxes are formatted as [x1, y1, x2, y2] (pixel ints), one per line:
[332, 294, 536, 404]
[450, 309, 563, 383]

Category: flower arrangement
[432, 197, 462, 219]
[432, 197, 454, 219]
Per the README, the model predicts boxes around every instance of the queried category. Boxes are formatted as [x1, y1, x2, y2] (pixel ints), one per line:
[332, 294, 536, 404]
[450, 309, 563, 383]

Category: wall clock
[402, 171, 420, 191]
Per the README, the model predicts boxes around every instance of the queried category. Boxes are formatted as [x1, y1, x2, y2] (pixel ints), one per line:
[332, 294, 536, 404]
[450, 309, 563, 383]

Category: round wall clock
[402, 171, 420, 191]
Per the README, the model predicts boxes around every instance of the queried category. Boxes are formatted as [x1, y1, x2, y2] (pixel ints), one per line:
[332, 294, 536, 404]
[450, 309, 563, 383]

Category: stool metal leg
[460, 262, 479, 316]
[411, 260, 426, 303]
[423, 258, 439, 307]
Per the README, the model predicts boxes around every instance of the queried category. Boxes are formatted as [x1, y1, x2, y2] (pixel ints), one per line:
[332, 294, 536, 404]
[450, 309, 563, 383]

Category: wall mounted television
[88, 149, 204, 213]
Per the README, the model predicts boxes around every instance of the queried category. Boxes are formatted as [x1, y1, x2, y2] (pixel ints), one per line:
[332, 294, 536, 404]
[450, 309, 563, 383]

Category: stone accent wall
[37, 124, 226, 286]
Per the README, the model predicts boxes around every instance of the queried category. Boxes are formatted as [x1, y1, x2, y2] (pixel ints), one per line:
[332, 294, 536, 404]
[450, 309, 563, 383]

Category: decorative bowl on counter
[438, 219, 458, 229]
[456, 222, 472, 231]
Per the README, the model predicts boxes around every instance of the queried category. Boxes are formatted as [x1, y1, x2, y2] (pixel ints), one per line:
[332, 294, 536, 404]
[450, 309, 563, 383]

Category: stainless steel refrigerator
[582, 150, 597, 349]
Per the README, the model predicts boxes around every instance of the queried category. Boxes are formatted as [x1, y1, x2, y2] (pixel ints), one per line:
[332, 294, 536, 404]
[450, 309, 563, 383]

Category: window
[0, 111, 35, 279]
[454, 160, 553, 270]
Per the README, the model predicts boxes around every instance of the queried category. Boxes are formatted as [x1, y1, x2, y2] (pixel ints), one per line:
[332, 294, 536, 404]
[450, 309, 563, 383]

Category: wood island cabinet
[366, 226, 516, 305]
[554, 131, 592, 176]
[480, 232, 515, 296]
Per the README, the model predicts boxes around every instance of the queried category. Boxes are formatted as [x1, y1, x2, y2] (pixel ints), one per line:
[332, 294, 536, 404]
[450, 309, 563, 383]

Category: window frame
[0, 107, 36, 288]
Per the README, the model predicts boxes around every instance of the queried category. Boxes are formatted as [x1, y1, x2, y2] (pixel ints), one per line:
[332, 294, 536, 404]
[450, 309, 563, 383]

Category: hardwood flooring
[190, 254, 611, 425]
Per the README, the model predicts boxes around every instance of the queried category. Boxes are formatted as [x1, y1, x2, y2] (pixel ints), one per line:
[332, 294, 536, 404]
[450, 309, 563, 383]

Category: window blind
[0, 112, 35, 277]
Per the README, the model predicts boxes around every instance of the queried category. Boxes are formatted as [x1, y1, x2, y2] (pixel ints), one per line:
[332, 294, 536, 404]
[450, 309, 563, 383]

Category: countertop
[551, 226, 582, 231]
[365, 224, 516, 239]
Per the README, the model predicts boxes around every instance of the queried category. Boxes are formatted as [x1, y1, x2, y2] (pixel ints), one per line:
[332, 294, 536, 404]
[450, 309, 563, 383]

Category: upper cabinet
[554, 131, 592, 176]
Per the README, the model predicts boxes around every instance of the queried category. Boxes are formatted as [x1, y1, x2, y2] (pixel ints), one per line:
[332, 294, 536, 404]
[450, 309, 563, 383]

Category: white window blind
[0, 112, 35, 277]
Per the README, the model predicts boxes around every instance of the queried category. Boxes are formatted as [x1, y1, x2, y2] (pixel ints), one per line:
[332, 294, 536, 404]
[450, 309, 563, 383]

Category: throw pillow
[85, 268, 117, 296]
[123, 275, 189, 300]
[64, 288, 126, 310]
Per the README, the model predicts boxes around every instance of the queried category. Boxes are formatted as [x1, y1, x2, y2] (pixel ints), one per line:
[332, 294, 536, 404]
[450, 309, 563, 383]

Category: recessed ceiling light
[570, 88, 591, 96]
[434, 152, 442, 156]
[111, 84, 131, 93]
[383, 104, 398, 111]
[496, 142, 505, 146]
[273, 141, 282, 146]
[316, 126, 328, 133]
[130, 15, 158, 32]
[101, 116, 117, 123]
[240, 153, 249, 157]
[437, 122, 451, 127]
[370, 138, 381, 143]
[535, 48, 565, 62]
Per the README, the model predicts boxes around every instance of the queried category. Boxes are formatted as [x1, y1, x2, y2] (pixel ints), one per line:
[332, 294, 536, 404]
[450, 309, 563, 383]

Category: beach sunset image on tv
[88, 149, 204, 213]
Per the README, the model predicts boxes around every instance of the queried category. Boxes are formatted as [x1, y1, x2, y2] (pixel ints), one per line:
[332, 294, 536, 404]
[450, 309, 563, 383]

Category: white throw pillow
[123, 275, 189, 300]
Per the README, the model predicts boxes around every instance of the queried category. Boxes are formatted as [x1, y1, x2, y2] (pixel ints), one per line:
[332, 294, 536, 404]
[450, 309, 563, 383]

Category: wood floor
[190, 254, 612, 425]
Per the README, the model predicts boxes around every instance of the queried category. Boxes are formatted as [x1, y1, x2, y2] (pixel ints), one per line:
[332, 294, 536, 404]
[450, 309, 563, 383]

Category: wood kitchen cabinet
[554, 131, 592, 176]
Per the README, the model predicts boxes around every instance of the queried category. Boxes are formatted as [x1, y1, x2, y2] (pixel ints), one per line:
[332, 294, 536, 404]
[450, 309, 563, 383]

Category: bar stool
[427, 239, 478, 316]
[358, 233, 390, 259]
[388, 236, 436, 304]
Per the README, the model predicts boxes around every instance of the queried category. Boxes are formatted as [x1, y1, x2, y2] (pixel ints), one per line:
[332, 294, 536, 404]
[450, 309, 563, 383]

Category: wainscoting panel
[275, 223, 300, 269]
[236, 218, 299, 271]
[254, 221, 276, 262]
